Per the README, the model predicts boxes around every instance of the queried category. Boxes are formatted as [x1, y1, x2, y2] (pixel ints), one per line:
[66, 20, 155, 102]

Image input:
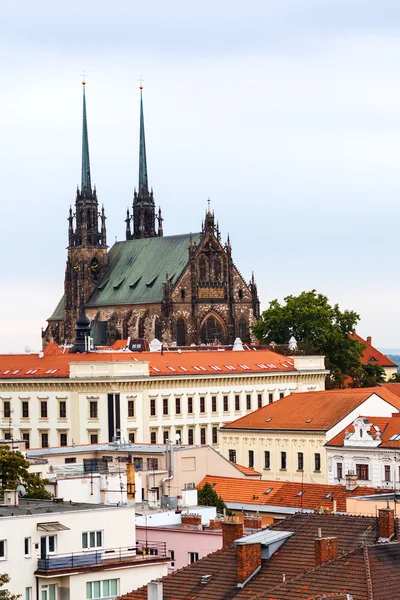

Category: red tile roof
[327, 413, 400, 449]
[231, 463, 261, 477]
[380, 383, 400, 398]
[198, 475, 380, 513]
[351, 334, 397, 368]
[222, 387, 400, 432]
[0, 347, 298, 379]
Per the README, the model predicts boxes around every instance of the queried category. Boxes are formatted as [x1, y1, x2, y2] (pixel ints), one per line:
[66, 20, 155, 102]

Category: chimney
[236, 542, 262, 587]
[314, 529, 338, 565]
[148, 581, 163, 600]
[221, 519, 244, 548]
[3, 490, 18, 507]
[244, 515, 263, 530]
[366, 336, 372, 345]
[126, 462, 135, 500]
[345, 472, 358, 492]
[378, 507, 395, 541]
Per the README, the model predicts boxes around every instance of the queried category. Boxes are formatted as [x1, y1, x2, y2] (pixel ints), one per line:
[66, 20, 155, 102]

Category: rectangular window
[169, 549, 175, 567]
[297, 452, 304, 471]
[65, 457, 76, 464]
[175, 429, 182, 443]
[22, 401, 29, 418]
[89, 401, 98, 419]
[212, 427, 218, 444]
[211, 396, 217, 412]
[59, 401, 66, 419]
[22, 432, 30, 449]
[188, 397, 193, 414]
[189, 552, 199, 564]
[281, 451, 287, 470]
[248, 450, 254, 468]
[128, 400, 135, 417]
[257, 394, 262, 409]
[147, 457, 158, 470]
[385, 465, 391, 482]
[200, 427, 206, 445]
[336, 462, 343, 479]
[41, 432, 49, 448]
[41, 535, 56, 555]
[246, 394, 251, 410]
[229, 449, 236, 463]
[150, 399, 156, 416]
[0, 540, 6, 559]
[128, 432, 135, 443]
[90, 433, 98, 444]
[268, 393, 274, 404]
[82, 530, 103, 550]
[279, 392, 284, 399]
[3, 431, 11, 440]
[86, 579, 118, 600]
[314, 453, 321, 472]
[150, 431, 157, 444]
[40, 401, 48, 418]
[25, 588, 32, 600]
[163, 398, 169, 415]
[24, 537, 31, 557]
[235, 395, 240, 411]
[41, 584, 56, 600]
[200, 397, 205, 413]
[188, 429, 194, 445]
[3, 401, 10, 418]
[223, 396, 229, 412]
[175, 397, 181, 415]
[163, 430, 169, 444]
[264, 451, 270, 469]
[60, 432, 68, 447]
[356, 464, 369, 481]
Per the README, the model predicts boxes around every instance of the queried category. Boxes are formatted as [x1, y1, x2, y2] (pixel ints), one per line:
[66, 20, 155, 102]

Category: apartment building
[0, 346, 327, 449]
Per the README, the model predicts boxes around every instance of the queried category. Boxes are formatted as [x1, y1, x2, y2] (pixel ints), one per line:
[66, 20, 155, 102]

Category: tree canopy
[252, 290, 376, 388]
[0, 574, 20, 600]
[198, 482, 231, 515]
[0, 447, 52, 499]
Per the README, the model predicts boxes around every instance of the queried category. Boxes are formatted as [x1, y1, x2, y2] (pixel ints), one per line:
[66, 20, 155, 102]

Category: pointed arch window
[238, 318, 248, 342]
[138, 317, 145, 339]
[154, 318, 162, 341]
[214, 256, 223, 282]
[200, 314, 227, 345]
[199, 256, 208, 281]
[176, 318, 186, 347]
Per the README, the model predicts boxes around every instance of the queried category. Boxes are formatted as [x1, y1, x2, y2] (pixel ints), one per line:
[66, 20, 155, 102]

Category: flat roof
[27, 442, 200, 458]
[0, 498, 130, 518]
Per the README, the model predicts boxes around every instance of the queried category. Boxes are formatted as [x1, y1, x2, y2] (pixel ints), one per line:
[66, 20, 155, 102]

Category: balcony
[36, 540, 167, 575]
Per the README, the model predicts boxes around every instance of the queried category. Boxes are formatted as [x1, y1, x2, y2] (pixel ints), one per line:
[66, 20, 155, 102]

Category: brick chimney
[236, 542, 262, 587]
[366, 336, 372, 345]
[378, 507, 395, 540]
[314, 529, 338, 565]
[345, 472, 358, 492]
[244, 515, 263, 530]
[221, 519, 244, 548]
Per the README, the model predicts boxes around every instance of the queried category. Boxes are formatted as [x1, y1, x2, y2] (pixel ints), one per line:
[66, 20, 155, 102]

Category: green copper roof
[48, 294, 66, 322]
[86, 233, 200, 308]
[138, 88, 148, 195]
[81, 83, 91, 191]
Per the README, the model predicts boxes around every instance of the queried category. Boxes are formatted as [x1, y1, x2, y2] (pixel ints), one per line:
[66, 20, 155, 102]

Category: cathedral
[43, 82, 260, 348]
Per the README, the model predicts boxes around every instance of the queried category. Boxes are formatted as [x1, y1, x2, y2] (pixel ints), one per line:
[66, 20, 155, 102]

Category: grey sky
[1, 0, 400, 352]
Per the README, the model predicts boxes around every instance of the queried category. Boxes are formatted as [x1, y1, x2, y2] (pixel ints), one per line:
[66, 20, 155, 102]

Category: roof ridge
[363, 544, 374, 600]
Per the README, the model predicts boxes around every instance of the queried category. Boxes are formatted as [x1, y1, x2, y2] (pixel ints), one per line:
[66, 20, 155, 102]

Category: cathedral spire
[138, 85, 148, 195]
[81, 79, 91, 192]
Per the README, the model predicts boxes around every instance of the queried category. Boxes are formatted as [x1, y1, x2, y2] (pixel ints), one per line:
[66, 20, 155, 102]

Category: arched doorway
[176, 318, 186, 346]
[200, 314, 227, 345]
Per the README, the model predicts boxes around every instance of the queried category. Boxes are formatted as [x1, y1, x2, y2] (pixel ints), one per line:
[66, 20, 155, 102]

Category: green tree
[0, 573, 21, 600]
[198, 482, 231, 515]
[252, 290, 365, 388]
[350, 363, 386, 388]
[388, 372, 400, 383]
[0, 447, 52, 499]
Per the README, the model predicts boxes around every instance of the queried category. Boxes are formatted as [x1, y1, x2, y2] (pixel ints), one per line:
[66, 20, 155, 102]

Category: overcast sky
[1, 0, 400, 353]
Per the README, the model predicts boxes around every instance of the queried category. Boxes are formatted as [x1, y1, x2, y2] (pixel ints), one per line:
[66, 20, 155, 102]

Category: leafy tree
[350, 363, 386, 388]
[0, 447, 52, 499]
[252, 290, 365, 388]
[388, 372, 400, 383]
[0, 573, 21, 600]
[198, 482, 231, 515]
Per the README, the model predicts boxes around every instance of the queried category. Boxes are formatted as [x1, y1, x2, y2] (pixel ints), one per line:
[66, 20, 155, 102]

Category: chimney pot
[366, 336, 372, 345]
[345, 472, 358, 492]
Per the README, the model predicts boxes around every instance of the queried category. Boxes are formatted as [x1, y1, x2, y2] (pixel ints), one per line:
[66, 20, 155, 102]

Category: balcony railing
[36, 540, 167, 572]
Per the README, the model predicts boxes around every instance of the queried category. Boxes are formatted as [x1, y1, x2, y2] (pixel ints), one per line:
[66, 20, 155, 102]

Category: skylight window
[199, 366, 206, 371]
[3, 370, 10, 375]
[306, 419, 313, 423]
[265, 418, 272, 422]
[324, 492, 333, 499]
[210, 365, 222, 371]
[225, 365, 236, 370]
[239, 364, 250, 370]
[12, 370, 20, 374]
[26, 370, 32, 374]
[180, 366, 187, 371]
[193, 366, 201, 371]
[264, 488, 273, 494]
[389, 434, 400, 441]
[167, 366, 176, 372]
[152, 366, 160, 372]
[296, 490, 304, 497]
[31, 369, 38, 374]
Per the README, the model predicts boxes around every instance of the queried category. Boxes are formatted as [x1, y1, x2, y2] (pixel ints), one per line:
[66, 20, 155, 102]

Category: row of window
[152, 392, 278, 417]
[150, 426, 218, 445]
[25, 579, 119, 600]
[228, 450, 322, 472]
[0, 399, 137, 421]
[335, 462, 400, 482]
[3, 430, 100, 449]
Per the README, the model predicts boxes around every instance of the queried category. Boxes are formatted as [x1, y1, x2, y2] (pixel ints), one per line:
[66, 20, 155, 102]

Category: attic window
[113, 278, 125, 290]
[130, 276, 142, 289]
[264, 488, 273, 494]
[146, 276, 158, 287]
[97, 279, 109, 291]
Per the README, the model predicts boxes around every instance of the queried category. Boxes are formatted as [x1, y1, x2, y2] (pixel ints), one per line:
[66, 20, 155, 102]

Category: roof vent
[233, 338, 244, 351]
[265, 418, 272, 422]
[306, 419, 312, 423]
[200, 575, 212, 584]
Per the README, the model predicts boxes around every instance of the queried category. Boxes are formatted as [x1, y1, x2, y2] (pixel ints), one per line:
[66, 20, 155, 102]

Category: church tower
[63, 80, 108, 342]
[126, 85, 163, 239]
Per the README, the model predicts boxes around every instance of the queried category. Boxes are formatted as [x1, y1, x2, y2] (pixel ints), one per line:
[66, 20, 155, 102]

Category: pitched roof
[380, 383, 400, 398]
[222, 388, 400, 432]
[118, 512, 379, 600]
[231, 463, 261, 477]
[0, 347, 297, 380]
[198, 475, 379, 512]
[351, 333, 397, 368]
[326, 413, 400, 449]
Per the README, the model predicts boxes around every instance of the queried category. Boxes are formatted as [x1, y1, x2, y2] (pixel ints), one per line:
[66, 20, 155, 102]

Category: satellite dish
[17, 484, 27, 497]
[175, 433, 181, 443]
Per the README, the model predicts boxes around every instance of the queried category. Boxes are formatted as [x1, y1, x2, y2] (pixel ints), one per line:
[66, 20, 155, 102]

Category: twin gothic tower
[44, 83, 259, 348]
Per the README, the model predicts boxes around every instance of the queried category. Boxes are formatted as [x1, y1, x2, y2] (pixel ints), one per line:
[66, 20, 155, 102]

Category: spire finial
[138, 79, 148, 195]
[207, 198, 211, 214]
[81, 75, 91, 191]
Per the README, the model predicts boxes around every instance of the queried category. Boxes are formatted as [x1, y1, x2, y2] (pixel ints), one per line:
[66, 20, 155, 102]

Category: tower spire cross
[138, 81, 148, 195]
[81, 77, 91, 191]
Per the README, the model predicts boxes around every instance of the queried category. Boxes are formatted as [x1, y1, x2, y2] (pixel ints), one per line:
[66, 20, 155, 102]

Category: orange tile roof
[327, 413, 400, 449]
[380, 383, 400, 398]
[231, 463, 261, 476]
[198, 475, 381, 512]
[350, 334, 397, 368]
[222, 387, 400, 432]
[0, 347, 298, 379]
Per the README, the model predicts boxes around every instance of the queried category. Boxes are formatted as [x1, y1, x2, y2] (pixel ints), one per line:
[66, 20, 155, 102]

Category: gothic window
[181, 289, 186, 300]
[145, 211, 153, 234]
[87, 209, 91, 228]
[214, 256, 223, 282]
[154, 318, 162, 341]
[176, 318, 186, 346]
[238, 318, 248, 341]
[199, 255, 208, 281]
[238, 288, 243, 300]
[200, 314, 227, 345]
[138, 317, 145, 338]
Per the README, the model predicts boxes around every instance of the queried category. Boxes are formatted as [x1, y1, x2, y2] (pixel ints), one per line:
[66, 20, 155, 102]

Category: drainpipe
[161, 440, 174, 497]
